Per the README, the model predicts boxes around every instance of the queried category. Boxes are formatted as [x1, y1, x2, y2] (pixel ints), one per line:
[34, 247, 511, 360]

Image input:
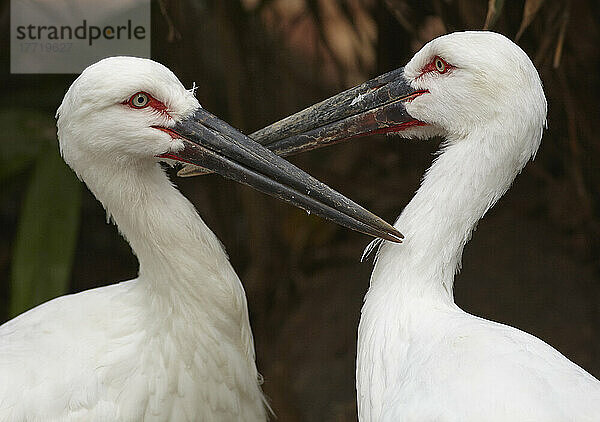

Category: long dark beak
[251, 67, 426, 156]
[158, 108, 403, 243]
[178, 67, 425, 175]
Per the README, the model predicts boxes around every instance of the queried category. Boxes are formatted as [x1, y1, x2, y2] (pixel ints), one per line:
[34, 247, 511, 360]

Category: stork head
[402, 31, 546, 143]
[57, 56, 197, 168]
[248, 31, 547, 167]
[56, 56, 403, 243]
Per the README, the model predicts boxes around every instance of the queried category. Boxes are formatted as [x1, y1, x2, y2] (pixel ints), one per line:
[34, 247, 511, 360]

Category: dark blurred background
[1, 1, 599, 420]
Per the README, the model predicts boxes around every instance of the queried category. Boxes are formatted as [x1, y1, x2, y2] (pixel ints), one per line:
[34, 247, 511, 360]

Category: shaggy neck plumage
[79, 159, 243, 320]
[370, 123, 526, 304]
[73, 158, 266, 420]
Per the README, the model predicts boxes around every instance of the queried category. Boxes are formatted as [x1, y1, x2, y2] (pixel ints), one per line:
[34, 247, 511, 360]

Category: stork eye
[434, 57, 447, 73]
[129, 92, 150, 108]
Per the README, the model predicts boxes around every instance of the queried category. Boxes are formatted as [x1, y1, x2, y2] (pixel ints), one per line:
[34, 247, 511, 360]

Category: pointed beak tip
[387, 231, 404, 244]
[170, 108, 403, 241]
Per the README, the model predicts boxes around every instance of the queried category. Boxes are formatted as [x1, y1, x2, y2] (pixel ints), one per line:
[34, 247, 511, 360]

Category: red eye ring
[129, 92, 150, 108]
[418, 56, 453, 78]
[434, 57, 447, 73]
[123, 91, 171, 117]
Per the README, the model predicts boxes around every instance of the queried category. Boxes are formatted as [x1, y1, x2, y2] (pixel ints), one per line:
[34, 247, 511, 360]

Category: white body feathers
[356, 32, 600, 421]
[0, 58, 266, 421]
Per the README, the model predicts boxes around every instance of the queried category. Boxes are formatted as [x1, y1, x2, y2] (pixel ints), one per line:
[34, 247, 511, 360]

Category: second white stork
[249, 31, 600, 421]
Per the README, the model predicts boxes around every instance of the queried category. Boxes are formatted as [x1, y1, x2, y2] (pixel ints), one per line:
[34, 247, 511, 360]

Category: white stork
[0, 56, 402, 421]
[247, 31, 600, 421]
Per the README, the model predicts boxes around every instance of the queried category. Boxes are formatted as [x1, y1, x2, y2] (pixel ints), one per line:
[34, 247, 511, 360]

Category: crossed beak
[178, 66, 425, 169]
[157, 107, 403, 243]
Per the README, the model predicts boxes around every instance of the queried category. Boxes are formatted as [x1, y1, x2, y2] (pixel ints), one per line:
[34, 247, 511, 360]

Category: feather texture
[0, 57, 267, 421]
[356, 32, 600, 421]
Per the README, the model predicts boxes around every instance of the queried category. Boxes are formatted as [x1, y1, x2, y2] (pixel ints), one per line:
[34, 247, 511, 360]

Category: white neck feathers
[80, 161, 244, 321]
[370, 121, 536, 303]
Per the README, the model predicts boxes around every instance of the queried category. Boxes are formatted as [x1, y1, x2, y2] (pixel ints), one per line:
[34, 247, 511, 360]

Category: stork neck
[81, 160, 239, 315]
[371, 126, 522, 303]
